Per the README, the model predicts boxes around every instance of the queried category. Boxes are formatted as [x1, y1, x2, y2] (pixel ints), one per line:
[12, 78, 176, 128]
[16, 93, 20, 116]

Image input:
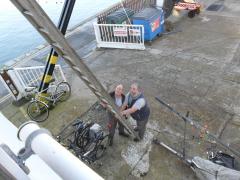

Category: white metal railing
[0, 113, 103, 179]
[93, 23, 145, 50]
[0, 65, 66, 101]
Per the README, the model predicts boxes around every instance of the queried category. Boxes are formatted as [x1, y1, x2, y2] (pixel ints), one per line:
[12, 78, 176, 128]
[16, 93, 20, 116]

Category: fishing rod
[155, 96, 240, 159]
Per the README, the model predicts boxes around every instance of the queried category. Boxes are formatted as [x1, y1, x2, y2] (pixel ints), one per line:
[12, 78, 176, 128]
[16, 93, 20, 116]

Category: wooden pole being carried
[10, 0, 136, 137]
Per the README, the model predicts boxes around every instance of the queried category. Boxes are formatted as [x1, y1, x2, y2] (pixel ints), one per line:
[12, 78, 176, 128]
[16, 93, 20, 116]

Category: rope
[119, 0, 144, 44]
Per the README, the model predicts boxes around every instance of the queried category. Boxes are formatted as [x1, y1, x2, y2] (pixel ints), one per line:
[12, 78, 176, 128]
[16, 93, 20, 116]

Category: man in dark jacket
[104, 84, 129, 146]
[121, 83, 150, 142]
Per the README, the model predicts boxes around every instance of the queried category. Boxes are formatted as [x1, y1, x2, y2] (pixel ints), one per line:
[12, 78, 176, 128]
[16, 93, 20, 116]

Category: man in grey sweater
[103, 84, 129, 146]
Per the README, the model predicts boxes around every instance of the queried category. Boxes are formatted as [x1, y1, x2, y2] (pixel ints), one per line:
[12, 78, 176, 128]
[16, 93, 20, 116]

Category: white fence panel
[93, 23, 145, 50]
[1, 65, 66, 101]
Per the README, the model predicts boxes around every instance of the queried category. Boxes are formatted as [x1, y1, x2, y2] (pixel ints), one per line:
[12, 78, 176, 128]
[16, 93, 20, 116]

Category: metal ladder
[10, 0, 136, 137]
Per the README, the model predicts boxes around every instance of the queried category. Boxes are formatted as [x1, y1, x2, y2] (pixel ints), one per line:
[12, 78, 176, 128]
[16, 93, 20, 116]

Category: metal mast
[39, 0, 76, 94]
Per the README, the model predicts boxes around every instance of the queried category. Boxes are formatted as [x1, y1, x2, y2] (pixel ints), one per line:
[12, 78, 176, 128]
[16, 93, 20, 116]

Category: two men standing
[106, 83, 150, 145]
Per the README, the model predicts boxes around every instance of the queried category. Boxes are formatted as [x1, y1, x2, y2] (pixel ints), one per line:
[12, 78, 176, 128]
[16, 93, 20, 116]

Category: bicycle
[57, 120, 109, 164]
[26, 80, 71, 122]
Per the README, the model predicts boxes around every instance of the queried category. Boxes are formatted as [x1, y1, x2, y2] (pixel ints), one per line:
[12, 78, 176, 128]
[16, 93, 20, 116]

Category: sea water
[0, 0, 119, 67]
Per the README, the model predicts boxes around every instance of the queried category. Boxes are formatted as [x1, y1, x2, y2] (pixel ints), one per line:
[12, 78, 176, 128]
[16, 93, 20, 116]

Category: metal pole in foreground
[17, 121, 104, 180]
[39, 0, 76, 93]
[9, 0, 136, 137]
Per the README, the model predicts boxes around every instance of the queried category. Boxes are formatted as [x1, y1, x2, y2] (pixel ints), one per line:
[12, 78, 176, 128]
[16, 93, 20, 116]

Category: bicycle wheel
[27, 101, 49, 122]
[55, 82, 71, 102]
[76, 128, 91, 150]
[95, 134, 109, 159]
[75, 122, 93, 147]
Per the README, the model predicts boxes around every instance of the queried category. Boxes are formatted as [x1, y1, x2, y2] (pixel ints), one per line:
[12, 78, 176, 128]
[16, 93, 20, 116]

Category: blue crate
[132, 7, 164, 41]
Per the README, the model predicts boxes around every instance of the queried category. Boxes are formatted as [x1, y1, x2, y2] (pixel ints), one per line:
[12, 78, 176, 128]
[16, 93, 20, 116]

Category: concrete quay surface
[1, 0, 240, 179]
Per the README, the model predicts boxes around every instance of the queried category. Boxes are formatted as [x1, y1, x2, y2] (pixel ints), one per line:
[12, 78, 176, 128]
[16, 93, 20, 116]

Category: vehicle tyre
[55, 82, 71, 102]
[27, 101, 49, 122]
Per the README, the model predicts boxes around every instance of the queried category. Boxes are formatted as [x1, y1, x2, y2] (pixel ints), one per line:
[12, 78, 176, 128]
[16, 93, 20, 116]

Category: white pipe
[18, 121, 104, 180]
[0, 113, 61, 180]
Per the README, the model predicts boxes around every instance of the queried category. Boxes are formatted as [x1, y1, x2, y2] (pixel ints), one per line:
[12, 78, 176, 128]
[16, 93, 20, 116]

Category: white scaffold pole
[17, 121, 104, 180]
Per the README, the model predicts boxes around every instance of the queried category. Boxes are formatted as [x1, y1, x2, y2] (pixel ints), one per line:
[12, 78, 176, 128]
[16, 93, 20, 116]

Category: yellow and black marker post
[38, 0, 76, 100]
[38, 51, 58, 103]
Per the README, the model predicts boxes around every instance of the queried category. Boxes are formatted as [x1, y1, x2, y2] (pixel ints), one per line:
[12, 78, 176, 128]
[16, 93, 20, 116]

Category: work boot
[119, 132, 129, 138]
